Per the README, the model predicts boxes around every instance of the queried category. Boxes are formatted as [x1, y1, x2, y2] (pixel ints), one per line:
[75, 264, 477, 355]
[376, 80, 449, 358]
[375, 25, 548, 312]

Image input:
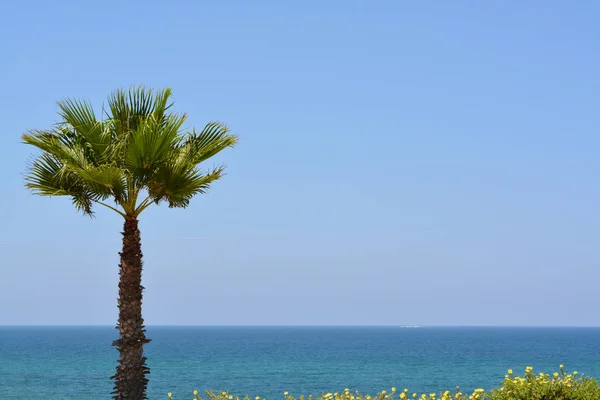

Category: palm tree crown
[23, 86, 237, 218]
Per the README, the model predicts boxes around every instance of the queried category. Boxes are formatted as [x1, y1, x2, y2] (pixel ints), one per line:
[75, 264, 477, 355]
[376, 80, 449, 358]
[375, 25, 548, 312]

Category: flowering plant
[167, 366, 600, 400]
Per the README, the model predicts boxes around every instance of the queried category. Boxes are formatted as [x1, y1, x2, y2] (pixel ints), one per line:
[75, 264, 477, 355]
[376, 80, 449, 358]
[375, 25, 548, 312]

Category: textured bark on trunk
[111, 218, 150, 400]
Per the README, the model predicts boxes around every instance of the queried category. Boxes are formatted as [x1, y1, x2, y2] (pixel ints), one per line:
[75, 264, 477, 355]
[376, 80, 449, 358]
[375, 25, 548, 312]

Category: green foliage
[487, 365, 600, 400]
[23, 86, 237, 218]
[167, 366, 600, 400]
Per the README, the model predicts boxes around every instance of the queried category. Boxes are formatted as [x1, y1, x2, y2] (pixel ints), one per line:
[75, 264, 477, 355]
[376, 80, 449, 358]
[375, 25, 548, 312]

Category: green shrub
[167, 366, 600, 400]
[487, 365, 600, 400]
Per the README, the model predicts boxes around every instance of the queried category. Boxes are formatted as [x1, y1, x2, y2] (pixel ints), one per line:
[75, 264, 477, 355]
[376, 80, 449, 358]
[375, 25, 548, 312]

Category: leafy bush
[167, 366, 600, 400]
[487, 365, 600, 400]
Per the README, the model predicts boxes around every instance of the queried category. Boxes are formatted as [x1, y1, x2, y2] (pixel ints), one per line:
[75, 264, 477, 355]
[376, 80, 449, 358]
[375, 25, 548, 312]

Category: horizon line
[2, 324, 600, 328]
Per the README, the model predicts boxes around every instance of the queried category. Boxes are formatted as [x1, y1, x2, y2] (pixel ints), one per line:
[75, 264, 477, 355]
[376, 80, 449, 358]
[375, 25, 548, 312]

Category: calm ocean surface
[1, 326, 600, 399]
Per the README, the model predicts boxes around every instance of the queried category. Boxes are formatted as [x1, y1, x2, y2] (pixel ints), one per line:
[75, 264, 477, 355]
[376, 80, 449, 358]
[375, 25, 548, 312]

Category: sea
[1, 326, 600, 400]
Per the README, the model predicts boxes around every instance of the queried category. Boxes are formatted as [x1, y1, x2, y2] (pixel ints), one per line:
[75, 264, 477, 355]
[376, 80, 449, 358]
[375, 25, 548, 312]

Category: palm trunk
[111, 218, 151, 400]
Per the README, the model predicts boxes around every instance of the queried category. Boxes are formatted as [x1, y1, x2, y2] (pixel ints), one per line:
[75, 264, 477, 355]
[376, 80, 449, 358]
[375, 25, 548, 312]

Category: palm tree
[22, 86, 237, 400]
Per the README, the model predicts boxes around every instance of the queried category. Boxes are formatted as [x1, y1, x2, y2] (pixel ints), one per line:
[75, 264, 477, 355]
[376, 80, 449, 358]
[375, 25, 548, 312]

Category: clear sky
[1, 1, 598, 326]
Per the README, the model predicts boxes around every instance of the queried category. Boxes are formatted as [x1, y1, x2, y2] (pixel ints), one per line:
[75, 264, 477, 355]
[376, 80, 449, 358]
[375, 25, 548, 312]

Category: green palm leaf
[147, 164, 226, 209]
[178, 122, 237, 165]
[57, 98, 111, 158]
[25, 153, 100, 215]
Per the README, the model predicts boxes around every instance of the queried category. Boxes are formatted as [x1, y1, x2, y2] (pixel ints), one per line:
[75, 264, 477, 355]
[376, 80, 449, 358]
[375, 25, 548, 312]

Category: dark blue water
[1, 326, 600, 399]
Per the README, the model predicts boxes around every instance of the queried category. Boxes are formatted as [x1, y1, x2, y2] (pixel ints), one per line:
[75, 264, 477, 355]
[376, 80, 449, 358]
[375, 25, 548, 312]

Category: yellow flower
[507, 369, 513, 374]
[400, 394, 406, 399]
[574, 371, 578, 375]
[194, 390, 198, 395]
[474, 389, 484, 393]
[560, 364, 564, 369]
[525, 366, 533, 373]
[168, 393, 172, 398]
[229, 396, 233, 399]
[256, 397, 260, 400]
[392, 387, 396, 392]
[412, 394, 417, 398]
[554, 372, 559, 377]
[284, 393, 289, 396]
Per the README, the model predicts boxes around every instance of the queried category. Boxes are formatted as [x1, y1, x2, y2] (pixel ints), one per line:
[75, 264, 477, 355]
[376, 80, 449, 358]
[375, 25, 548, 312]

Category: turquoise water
[2, 326, 600, 399]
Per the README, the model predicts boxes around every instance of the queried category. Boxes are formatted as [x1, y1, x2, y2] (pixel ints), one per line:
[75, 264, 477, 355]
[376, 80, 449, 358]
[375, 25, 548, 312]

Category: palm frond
[57, 98, 111, 158]
[107, 86, 158, 137]
[26, 153, 68, 196]
[25, 153, 98, 215]
[147, 165, 225, 208]
[178, 122, 237, 165]
[24, 129, 125, 201]
[75, 164, 127, 202]
[124, 112, 186, 183]
[24, 129, 95, 172]
[151, 88, 174, 126]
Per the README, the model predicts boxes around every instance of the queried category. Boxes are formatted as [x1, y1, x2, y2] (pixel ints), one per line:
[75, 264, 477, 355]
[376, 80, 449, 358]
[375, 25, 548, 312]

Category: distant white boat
[399, 325, 421, 328]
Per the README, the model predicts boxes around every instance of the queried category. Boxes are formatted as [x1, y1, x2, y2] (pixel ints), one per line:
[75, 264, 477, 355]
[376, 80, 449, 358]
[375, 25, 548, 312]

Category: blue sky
[0, 1, 598, 326]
